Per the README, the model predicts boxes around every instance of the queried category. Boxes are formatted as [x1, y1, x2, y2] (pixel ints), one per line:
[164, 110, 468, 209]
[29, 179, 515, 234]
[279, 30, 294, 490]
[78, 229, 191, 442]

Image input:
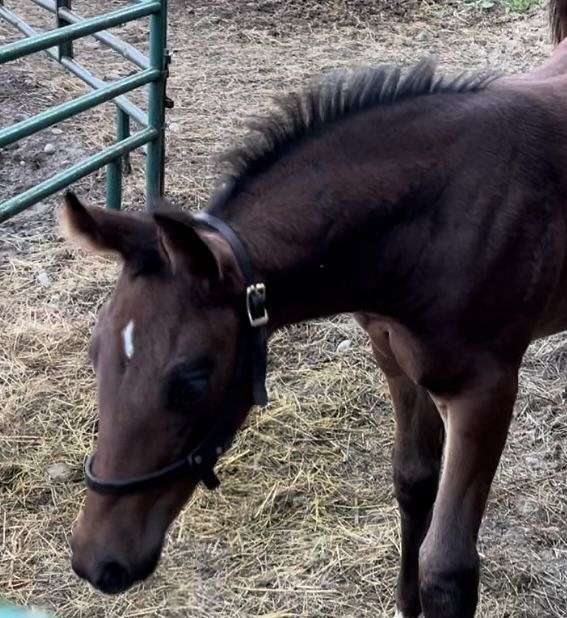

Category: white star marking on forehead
[122, 320, 135, 360]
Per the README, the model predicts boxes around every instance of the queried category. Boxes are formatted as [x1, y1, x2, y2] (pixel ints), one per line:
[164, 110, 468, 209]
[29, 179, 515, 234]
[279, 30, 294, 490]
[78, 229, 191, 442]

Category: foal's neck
[217, 97, 464, 330]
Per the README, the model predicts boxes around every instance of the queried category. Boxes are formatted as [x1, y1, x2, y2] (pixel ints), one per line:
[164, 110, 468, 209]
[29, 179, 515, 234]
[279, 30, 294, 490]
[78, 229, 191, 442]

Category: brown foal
[66, 5, 567, 616]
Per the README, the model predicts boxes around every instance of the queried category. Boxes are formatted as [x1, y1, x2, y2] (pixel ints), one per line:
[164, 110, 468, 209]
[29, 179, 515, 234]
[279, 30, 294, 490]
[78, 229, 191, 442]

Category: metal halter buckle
[246, 283, 268, 327]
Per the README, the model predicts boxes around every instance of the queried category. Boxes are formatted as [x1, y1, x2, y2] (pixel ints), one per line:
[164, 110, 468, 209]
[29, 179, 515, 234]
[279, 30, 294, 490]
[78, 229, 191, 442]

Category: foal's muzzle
[93, 560, 131, 595]
[72, 539, 162, 594]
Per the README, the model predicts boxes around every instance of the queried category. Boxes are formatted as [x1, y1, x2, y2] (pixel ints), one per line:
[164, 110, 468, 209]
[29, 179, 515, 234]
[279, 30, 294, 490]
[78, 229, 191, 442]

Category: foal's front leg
[419, 368, 518, 618]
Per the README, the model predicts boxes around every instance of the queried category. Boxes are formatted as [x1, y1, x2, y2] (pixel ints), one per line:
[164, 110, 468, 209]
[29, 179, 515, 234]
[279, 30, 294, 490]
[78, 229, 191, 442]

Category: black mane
[212, 58, 498, 208]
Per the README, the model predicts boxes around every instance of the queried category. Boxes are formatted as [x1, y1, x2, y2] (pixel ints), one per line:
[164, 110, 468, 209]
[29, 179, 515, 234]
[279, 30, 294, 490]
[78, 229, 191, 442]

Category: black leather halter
[84, 212, 269, 495]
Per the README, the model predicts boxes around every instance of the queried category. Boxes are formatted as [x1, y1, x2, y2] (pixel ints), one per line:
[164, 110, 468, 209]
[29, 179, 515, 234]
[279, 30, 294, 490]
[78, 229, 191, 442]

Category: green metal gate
[0, 0, 170, 223]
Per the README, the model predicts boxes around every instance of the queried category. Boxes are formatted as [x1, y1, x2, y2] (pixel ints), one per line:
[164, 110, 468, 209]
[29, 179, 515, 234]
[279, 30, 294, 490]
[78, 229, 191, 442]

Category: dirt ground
[1, 1, 566, 616]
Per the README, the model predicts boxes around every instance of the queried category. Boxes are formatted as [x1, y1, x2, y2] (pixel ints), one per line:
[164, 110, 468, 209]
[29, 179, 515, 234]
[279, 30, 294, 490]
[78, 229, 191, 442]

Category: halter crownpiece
[84, 212, 269, 495]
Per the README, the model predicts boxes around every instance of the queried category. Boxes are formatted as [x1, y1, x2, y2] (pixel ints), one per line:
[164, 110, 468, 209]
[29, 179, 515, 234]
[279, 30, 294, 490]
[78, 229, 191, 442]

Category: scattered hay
[1, 1, 565, 616]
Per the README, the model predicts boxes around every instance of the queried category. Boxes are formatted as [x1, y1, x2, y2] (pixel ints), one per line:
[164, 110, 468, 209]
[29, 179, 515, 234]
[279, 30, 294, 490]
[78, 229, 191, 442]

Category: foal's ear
[153, 210, 221, 279]
[153, 210, 242, 288]
[60, 191, 156, 260]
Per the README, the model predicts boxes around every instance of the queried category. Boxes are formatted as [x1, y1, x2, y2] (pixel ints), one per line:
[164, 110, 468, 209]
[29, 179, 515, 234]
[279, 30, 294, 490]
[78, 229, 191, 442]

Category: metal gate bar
[0, 0, 169, 221]
[0, 129, 157, 222]
[0, 5, 148, 126]
[107, 109, 132, 211]
[0, 69, 158, 147]
[29, 0, 149, 69]
[0, 3, 160, 64]
[146, 0, 167, 204]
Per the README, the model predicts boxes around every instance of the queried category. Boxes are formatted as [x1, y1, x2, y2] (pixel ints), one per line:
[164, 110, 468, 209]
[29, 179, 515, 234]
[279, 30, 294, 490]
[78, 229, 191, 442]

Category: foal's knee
[393, 461, 439, 518]
[419, 546, 480, 618]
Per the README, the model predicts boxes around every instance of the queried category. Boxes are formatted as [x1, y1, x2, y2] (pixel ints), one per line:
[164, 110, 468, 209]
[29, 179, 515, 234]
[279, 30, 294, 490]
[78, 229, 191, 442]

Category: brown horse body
[66, 11, 567, 618]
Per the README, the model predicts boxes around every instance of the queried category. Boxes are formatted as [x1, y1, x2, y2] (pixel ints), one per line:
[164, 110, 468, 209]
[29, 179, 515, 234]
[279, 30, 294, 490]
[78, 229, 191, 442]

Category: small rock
[44, 143, 56, 155]
[20, 160, 25, 166]
[517, 499, 537, 517]
[540, 549, 557, 564]
[51, 128, 63, 135]
[37, 271, 51, 287]
[336, 339, 352, 354]
[33, 201, 49, 215]
[416, 30, 428, 42]
[46, 462, 72, 483]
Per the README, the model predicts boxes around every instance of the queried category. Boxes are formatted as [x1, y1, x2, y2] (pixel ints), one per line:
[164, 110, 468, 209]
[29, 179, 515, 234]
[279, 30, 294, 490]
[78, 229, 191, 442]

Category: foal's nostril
[94, 560, 132, 594]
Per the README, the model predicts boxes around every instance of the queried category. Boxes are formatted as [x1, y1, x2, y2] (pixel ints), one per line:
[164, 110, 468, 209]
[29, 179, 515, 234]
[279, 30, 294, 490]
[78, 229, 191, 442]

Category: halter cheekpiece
[84, 212, 269, 495]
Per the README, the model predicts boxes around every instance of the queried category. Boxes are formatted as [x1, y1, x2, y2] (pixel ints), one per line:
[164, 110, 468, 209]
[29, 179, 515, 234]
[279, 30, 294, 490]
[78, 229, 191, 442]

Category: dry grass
[1, 1, 566, 616]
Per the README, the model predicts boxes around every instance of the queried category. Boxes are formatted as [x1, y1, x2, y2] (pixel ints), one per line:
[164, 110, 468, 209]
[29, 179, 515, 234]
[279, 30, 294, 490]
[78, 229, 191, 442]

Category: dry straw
[1, 1, 565, 616]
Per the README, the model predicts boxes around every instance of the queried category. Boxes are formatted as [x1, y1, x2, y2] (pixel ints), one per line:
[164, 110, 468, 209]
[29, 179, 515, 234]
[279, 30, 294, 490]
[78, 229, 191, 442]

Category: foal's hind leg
[419, 366, 518, 618]
[368, 333, 444, 617]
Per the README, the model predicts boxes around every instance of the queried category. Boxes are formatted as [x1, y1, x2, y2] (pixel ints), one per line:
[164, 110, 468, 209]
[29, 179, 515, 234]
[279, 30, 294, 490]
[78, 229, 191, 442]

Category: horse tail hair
[550, 0, 567, 44]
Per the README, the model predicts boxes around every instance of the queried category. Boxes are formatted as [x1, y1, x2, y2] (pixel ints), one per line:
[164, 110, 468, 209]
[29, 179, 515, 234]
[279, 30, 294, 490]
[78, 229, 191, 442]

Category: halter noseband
[84, 212, 269, 495]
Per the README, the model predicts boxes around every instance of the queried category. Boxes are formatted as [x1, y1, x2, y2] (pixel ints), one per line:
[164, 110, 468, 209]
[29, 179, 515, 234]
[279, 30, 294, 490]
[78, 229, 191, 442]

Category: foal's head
[63, 193, 262, 593]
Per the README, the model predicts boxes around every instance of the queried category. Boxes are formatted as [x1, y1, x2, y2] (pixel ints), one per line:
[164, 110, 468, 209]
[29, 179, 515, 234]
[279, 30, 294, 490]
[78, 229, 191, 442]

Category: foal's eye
[166, 363, 211, 411]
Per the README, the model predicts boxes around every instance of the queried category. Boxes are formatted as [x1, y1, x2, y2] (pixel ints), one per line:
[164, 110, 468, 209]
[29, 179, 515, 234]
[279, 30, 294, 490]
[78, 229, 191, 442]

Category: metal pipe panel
[0, 68, 158, 148]
[0, 128, 157, 222]
[0, 6, 148, 126]
[0, 2, 160, 64]
[29, 0, 149, 69]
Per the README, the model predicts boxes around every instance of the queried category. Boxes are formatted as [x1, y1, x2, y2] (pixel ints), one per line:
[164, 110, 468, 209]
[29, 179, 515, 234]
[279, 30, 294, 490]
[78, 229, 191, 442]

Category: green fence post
[146, 0, 168, 209]
[119, 109, 132, 175]
[56, 0, 73, 60]
[106, 108, 131, 210]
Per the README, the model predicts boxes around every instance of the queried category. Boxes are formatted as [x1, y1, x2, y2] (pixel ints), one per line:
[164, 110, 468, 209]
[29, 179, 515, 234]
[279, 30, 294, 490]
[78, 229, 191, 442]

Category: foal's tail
[550, 0, 567, 43]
